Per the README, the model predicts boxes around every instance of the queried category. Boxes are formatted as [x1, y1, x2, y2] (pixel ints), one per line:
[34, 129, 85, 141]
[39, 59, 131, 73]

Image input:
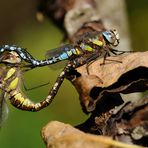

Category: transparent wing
[45, 44, 73, 70]
[46, 44, 73, 58]
[0, 90, 9, 127]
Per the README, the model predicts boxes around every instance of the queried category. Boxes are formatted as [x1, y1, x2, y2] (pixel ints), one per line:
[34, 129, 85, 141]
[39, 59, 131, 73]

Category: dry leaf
[68, 51, 148, 112]
[41, 121, 143, 148]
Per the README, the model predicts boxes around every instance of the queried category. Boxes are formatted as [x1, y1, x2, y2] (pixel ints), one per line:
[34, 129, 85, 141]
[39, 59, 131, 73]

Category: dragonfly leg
[110, 48, 133, 55]
[100, 50, 122, 65]
[100, 51, 109, 65]
[85, 53, 103, 75]
[86, 63, 103, 84]
[85, 58, 103, 84]
[22, 80, 50, 91]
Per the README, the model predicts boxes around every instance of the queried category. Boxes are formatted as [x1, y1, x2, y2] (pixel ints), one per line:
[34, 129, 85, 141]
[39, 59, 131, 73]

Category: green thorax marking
[78, 33, 106, 52]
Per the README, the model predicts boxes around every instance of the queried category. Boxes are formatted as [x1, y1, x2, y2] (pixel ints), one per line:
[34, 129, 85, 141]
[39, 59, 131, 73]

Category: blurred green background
[0, 0, 147, 148]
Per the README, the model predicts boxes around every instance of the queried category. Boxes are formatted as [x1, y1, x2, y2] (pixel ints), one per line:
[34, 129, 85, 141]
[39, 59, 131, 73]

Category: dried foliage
[41, 121, 143, 148]
[38, 0, 148, 147]
[41, 51, 148, 147]
[68, 51, 148, 113]
[106, 97, 148, 147]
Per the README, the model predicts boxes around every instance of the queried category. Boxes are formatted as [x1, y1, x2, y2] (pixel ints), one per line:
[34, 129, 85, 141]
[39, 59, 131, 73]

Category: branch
[41, 121, 143, 148]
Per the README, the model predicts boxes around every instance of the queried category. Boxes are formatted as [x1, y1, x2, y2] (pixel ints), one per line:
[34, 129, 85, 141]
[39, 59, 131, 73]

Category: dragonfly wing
[45, 44, 73, 59]
[46, 47, 64, 59]
[0, 90, 9, 127]
[45, 44, 72, 70]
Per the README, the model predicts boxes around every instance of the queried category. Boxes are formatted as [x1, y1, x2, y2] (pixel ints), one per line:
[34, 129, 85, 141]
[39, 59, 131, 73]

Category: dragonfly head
[0, 50, 22, 64]
[102, 29, 120, 47]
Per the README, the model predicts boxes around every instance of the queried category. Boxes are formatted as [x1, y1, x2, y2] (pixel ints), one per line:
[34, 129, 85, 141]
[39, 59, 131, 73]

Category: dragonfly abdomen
[2, 63, 70, 112]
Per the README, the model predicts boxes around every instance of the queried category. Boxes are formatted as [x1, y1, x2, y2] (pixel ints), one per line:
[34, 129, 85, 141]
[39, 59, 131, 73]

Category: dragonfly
[0, 50, 73, 126]
[0, 29, 123, 125]
[0, 29, 121, 68]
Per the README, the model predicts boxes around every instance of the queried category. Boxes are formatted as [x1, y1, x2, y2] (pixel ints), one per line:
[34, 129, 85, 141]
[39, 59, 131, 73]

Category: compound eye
[103, 31, 116, 44]
[108, 32, 116, 42]
[102, 30, 120, 46]
[0, 51, 21, 64]
[107, 32, 112, 37]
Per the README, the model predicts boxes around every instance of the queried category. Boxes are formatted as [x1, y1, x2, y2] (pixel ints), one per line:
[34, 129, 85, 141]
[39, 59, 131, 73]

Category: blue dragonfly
[0, 29, 120, 68]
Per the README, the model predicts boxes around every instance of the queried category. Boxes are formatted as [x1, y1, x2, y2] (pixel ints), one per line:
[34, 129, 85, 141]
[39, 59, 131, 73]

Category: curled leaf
[68, 51, 148, 112]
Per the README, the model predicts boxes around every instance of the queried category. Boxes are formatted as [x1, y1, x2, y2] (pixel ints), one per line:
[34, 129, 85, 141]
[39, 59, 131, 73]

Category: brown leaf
[41, 121, 143, 148]
[68, 51, 148, 112]
[105, 96, 148, 147]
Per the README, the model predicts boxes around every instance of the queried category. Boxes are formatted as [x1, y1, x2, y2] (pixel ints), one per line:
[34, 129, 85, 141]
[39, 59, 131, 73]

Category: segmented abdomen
[1, 64, 69, 112]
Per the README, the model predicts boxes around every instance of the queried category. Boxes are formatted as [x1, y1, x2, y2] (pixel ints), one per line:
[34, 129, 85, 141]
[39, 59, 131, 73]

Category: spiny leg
[22, 80, 50, 91]
[100, 49, 123, 65]
[110, 48, 133, 55]
[100, 51, 109, 65]
[107, 48, 132, 63]
[85, 53, 101, 74]
[103, 50, 122, 63]
[85, 54, 104, 84]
